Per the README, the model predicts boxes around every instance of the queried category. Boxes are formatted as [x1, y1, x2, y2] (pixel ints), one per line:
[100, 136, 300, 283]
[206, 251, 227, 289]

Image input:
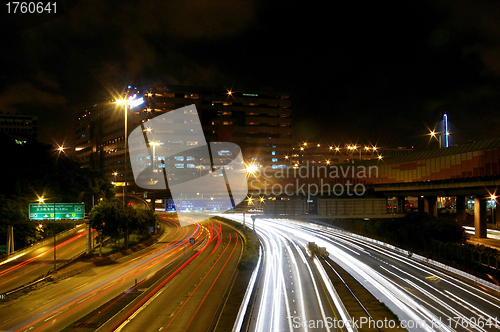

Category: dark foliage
[0, 133, 115, 250]
[90, 200, 156, 245]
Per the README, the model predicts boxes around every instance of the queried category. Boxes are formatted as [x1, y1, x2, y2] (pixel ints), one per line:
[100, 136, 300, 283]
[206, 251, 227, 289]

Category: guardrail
[0, 223, 86, 264]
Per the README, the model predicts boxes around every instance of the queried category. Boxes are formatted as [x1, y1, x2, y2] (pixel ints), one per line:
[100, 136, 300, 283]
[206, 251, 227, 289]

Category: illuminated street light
[116, 97, 129, 204]
[378, 155, 384, 160]
[37, 196, 56, 271]
[491, 194, 497, 225]
[429, 130, 442, 148]
[245, 163, 258, 176]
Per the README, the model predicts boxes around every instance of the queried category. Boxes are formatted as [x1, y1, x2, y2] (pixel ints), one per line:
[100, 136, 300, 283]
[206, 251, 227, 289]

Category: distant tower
[441, 112, 450, 148]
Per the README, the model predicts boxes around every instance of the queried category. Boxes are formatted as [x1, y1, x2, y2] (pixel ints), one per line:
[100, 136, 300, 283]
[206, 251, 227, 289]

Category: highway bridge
[248, 138, 500, 238]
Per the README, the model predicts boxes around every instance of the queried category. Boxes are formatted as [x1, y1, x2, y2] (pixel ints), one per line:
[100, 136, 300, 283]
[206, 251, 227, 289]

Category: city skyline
[1, 0, 500, 149]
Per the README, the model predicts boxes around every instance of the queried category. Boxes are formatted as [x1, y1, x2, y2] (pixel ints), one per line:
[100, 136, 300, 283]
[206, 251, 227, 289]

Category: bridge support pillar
[424, 196, 438, 217]
[397, 196, 405, 214]
[456, 195, 467, 221]
[418, 196, 425, 213]
[474, 196, 487, 238]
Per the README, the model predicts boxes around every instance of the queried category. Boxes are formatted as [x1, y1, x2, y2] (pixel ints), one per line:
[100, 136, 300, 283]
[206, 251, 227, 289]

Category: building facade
[74, 85, 292, 191]
[0, 111, 38, 142]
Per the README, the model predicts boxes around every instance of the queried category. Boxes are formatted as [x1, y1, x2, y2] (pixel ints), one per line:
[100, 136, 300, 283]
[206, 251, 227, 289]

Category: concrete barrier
[0, 223, 86, 264]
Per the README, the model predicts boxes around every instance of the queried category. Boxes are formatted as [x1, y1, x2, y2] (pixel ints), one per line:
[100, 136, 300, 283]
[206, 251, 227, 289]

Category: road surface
[0, 224, 94, 294]
[223, 214, 500, 332]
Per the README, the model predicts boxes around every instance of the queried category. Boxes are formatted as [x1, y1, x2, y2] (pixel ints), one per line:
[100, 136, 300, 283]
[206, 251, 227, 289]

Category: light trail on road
[222, 214, 349, 332]
[0, 215, 211, 332]
[463, 226, 500, 240]
[111, 219, 243, 332]
[0, 225, 93, 294]
[279, 218, 500, 332]
[224, 214, 500, 332]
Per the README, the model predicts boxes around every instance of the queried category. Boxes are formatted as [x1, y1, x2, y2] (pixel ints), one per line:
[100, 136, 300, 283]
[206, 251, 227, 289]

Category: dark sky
[1, 0, 500, 150]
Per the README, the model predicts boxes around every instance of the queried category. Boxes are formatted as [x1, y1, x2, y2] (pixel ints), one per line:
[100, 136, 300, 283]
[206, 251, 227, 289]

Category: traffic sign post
[29, 203, 85, 220]
[28, 202, 85, 271]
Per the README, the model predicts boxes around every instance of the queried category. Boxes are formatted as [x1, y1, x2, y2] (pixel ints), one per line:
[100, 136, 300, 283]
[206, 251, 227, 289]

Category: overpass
[247, 138, 500, 238]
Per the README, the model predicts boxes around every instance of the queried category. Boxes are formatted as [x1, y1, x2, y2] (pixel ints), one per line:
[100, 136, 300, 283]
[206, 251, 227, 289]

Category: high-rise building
[0, 111, 38, 143]
[74, 85, 292, 191]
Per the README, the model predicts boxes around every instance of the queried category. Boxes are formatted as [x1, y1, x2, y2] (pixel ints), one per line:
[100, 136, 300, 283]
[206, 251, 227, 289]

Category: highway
[113, 220, 243, 332]
[224, 215, 500, 332]
[0, 215, 214, 331]
[0, 224, 94, 294]
[225, 214, 354, 332]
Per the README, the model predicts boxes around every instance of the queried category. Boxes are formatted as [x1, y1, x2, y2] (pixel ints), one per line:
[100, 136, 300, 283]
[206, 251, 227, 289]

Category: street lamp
[245, 163, 258, 176]
[116, 98, 129, 204]
[491, 194, 497, 225]
[38, 196, 57, 271]
[429, 130, 442, 148]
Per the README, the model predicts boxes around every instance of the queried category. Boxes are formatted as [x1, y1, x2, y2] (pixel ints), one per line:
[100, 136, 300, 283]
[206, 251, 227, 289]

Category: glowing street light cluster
[285, 142, 384, 166]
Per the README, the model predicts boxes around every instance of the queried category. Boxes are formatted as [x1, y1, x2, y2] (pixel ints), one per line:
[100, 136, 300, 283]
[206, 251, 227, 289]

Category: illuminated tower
[442, 112, 449, 148]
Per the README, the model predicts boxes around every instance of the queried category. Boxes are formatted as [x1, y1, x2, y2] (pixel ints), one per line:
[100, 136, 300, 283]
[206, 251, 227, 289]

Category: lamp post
[39, 196, 56, 271]
[150, 141, 161, 184]
[116, 98, 129, 204]
[491, 195, 497, 225]
[429, 131, 442, 148]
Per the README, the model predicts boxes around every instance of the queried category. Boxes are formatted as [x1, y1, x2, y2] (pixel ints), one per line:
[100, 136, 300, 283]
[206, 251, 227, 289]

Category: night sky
[1, 0, 500, 150]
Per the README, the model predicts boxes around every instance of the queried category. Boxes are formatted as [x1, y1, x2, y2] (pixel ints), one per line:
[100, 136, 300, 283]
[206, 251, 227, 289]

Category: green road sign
[29, 203, 85, 220]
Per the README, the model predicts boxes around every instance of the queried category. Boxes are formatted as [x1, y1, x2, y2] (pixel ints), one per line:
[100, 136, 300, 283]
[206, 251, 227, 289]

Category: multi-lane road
[0, 224, 94, 295]
[223, 215, 500, 332]
[2, 213, 500, 332]
[0, 215, 242, 332]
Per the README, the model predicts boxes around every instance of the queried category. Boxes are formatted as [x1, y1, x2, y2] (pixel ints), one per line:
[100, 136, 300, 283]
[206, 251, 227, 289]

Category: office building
[0, 111, 38, 143]
[74, 85, 292, 191]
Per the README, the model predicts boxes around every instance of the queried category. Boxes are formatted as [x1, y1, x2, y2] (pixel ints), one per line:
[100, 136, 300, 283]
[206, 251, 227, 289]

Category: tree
[90, 201, 157, 250]
[90, 201, 125, 242]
